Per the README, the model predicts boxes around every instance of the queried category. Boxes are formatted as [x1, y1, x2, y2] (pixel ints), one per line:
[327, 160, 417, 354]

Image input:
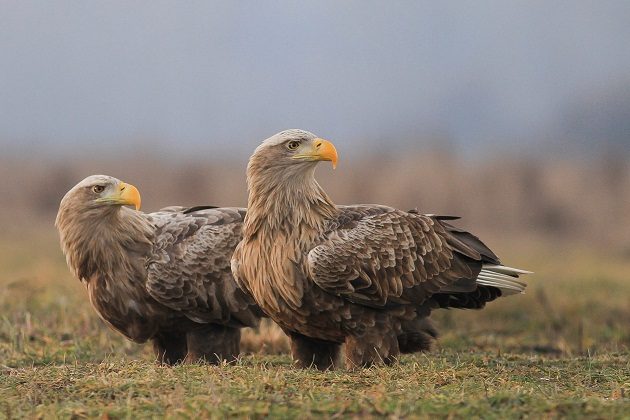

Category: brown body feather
[56, 175, 262, 365]
[232, 130, 527, 369]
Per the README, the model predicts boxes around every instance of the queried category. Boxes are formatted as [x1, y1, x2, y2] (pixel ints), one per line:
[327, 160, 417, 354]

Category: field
[1, 229, 629, 419]
[1, 154, 630, 418]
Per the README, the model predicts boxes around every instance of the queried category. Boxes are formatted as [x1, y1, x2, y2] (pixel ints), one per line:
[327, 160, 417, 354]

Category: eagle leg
[152, 331, 188, 365]
[185, 325, 241, 364]
[398, 316, 438, 354]
[287, 331, 342, 370]
[345, 327, 400, 369]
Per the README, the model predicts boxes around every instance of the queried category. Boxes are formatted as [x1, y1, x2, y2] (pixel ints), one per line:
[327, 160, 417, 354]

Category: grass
[2, 353, 628, 418]
[1, 231, 629, 418]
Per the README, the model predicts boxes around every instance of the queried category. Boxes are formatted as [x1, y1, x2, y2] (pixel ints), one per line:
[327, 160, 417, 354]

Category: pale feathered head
[57, 175, 141, 216]
[248, 129, 338, 181]
[244, 130, 340, 230]
[55, 175, 147, 281]
[56, 174, 142, 236]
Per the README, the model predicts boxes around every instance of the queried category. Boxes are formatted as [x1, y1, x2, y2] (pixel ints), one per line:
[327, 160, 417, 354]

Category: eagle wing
[307, 205, 524, 309]
[145, 207, 260, 327]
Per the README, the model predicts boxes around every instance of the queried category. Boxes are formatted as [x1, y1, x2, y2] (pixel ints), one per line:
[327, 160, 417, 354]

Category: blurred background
[1, 1, 629, 359]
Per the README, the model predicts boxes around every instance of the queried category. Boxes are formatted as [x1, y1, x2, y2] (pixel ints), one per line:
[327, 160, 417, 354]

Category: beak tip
[315, 138, 339, 169]
[120, 181, 142, 211]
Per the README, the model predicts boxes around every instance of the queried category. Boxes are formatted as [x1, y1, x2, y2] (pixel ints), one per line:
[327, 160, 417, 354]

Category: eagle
[232, 129, 529, 370]
[56, 175, 262, 364]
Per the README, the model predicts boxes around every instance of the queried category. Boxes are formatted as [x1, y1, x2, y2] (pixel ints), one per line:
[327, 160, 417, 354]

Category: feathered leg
[287, 331, 342, 370]
[345, 327, 400, 369]
[152, 331, 188, 365]
[397, 316, 438, 354]
[185, 325, 241, 364]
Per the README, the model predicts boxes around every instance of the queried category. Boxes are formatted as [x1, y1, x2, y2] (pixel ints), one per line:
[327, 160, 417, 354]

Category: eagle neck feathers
[241, 162, 338, 314]
[244, 164, 337, 240]
[57, 205, 153, 286]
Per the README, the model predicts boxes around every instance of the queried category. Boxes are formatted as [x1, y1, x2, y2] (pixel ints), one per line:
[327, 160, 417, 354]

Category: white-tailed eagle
[232, 130, 529, 369]
[56, 175, 262, 364]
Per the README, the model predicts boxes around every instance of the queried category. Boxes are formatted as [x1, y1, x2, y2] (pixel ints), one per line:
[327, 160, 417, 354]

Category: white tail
[476, 264, 531, 296]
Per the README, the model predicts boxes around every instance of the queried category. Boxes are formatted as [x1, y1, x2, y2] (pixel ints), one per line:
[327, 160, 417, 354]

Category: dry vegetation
[1, 152, 629, 417]
[2, 150, 630, 245]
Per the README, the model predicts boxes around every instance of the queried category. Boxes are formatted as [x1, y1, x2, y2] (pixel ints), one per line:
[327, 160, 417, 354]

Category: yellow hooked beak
[116, 181, 141, 210]
[294, 138, 338, 169]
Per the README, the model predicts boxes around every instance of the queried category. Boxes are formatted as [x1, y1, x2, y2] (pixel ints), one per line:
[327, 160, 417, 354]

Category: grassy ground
[2, 353, 628, 418]
[1, 231, 629, 418]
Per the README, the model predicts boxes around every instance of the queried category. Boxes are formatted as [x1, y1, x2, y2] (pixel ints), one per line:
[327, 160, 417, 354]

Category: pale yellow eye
[92, 185, 105, 193]
[286, 140, 300, 151]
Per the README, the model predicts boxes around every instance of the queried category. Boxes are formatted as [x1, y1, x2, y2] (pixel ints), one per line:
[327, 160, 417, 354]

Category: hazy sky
[1, 1, 629, 158]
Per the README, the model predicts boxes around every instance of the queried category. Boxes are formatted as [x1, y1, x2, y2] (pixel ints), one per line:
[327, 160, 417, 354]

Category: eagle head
[58, 175, 141, 214]
[249, 129, 338, 177]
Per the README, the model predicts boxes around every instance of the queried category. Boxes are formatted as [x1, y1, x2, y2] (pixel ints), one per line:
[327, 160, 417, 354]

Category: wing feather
[308, 205, 524, 309]
[145, 207, 259, 327]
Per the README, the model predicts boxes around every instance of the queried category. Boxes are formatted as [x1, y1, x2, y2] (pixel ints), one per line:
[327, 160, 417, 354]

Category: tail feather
[476, 264, 530, 296]
[477, 271, 527, 286]
[482, 264, 532, 275]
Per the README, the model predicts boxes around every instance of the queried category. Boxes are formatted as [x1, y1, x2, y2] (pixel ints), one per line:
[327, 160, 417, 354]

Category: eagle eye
[92, 185, 105, 193]
[286, 140, 300, 151]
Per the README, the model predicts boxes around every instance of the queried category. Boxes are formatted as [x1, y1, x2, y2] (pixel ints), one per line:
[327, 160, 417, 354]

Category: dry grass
[2, 353, 628, 418]
[0, 229, 628, 418]
[2, 152, 630, 246]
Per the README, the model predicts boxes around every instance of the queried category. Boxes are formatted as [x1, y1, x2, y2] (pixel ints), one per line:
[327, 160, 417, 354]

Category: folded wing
[307, 205, 527, 310]
[145, 207, 259, 327]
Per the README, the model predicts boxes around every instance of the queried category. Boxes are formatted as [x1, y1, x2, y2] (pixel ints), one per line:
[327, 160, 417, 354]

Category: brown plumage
[232, 129, 529, 370]
[56, 175, 262, 365]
